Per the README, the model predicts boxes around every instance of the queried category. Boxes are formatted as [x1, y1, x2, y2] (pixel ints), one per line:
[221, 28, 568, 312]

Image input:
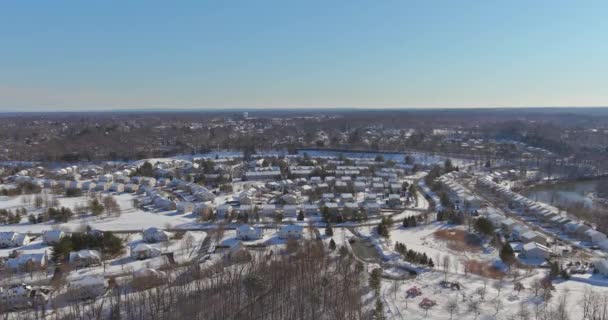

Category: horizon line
[1, 105, 608, 114]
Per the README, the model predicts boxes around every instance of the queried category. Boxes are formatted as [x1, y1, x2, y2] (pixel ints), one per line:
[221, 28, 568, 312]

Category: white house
[131, 243, 162, 260]
[0, 283, 50, 309]
[584, 229, 607, 244]
[261, 204, 277, 216]
[67, 276, 106, 301]
[282, 194, 298, 205]
[521, 242, 550, 260]
[97, 174, 113, 183]
[386, 194, 402, 207]
[153, 197, 175, 211]
[6, 252, 47, 271]
[236, 224, 263, 241]
[364, 202, 381, 215]
[500, 218, 518, 231]
[303, 204, 319, 215]
[237, 205, 255, 215]
[95, 182, 111, 191]
[143, 227, 172, 243]
[283, 205, 300, 217]
[278, 224, 304, 239]
[520, 231, 547, 245]
[195, 190, 216, 202]
[134, 268, 167, 280]
[510, 224, 530, 241]
[81, 181, 96, 191]
[42, 230, 66, 245]
[594, 259, 608, 276]
[68, 181, 82, 190]
[176, 201, 194, 214]
[216, 204, 233, 218]
[354, 181, 366, 192]
[340, 193, 354, 203]
[124, 183, 140, 193]
[109, 183, 124, 193]
[0, 232, 30, 248]
[69, 250, 102, 267]
[564, 222, 589, 235]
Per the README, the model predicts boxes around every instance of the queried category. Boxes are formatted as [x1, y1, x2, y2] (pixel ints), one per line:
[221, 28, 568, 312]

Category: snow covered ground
[0, 193, 197, 235]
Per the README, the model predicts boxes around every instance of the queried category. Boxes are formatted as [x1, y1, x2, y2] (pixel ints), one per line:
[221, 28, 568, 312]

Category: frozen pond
[522, 177, 608, 208]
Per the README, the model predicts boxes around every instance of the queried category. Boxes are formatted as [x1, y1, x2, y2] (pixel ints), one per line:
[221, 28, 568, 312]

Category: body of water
[522, 177, 608, 208]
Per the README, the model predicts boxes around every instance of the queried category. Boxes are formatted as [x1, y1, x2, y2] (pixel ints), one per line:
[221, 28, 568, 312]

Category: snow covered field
[0, 193, 197, 236]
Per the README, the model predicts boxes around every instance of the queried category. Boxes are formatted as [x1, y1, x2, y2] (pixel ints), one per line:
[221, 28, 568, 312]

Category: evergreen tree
[51, 237, 74, 262]
[373, 298, 386, 320]
[90, 198, 104, 216]
[325, 224, 333, 237]
[369, 268, 382, 294]
[329, 238, 336, 251]
[474, 217, 494, 236]
[499, 242, 515, 265]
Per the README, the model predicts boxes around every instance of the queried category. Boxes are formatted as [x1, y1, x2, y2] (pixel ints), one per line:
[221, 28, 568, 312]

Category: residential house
[176, 201, 194, 214]
[67, 276, 106, 301]
[0, 232, 30, 248]
[131, 243, 162, 260]
[521, 242, 550, 260]
[278, 225, 304, 239]
[236, 224, 263, 240]
[386, 194, 401, 207]
[261, 204, 278, 216]
[283, 205, 300, 217]
[6, 253, 47, 271]
[42, 230, 65, 245]
[69, 250, 102, 267]
[303, 204, 319, 215]
[364, 202, 381, 215]
[521, 231, 547, 245]
[584, 229, 607, 244]
[216, 204, 233, 218]
[143, 227, 172, 243]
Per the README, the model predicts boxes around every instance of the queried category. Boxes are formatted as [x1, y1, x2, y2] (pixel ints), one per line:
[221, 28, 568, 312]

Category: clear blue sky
[1, 0, 607, 111]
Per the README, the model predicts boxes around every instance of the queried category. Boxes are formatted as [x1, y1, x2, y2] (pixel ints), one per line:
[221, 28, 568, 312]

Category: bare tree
[442, 255, 451, 281]
[445, 298, 459, 320]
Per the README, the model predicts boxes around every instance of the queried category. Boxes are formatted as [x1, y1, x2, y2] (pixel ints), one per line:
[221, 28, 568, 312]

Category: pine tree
[325, 224, 333, 237]
[499, 242, 515, 265]
[373, 298, 386, 320]
[369, 268, 382, 294]
[329, 238, 336, 251]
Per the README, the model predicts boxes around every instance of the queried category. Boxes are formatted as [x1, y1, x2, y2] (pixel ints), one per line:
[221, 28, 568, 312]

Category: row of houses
[479, 175, 608, 248]
[236, 224, 304, 240]
[438, 172, 482, 213]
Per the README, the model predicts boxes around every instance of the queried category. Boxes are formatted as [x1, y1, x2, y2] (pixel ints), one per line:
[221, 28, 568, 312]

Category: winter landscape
[3, 1, 608, 319]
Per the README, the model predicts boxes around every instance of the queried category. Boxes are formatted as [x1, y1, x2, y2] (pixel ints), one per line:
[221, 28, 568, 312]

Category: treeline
[28, 207, 74, 223]
[51, 230, 124, 262]
[13, 239, 369, 320]
[436, 210, 465, 225]
[394, 242, 434, 267]
[0, 181, 41, 196]
[0, 208, 26, 224]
